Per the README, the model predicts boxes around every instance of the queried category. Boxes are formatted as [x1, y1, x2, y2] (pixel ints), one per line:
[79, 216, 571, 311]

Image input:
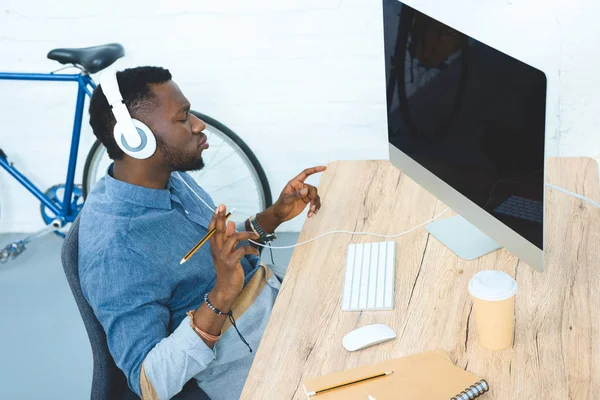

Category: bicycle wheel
[393, 8, 468, 140]
[82, 111, 273, 222]
[39, 184, 84, 237]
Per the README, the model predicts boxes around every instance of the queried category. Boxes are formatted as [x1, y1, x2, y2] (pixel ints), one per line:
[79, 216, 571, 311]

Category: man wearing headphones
[79, 66, 326, 400]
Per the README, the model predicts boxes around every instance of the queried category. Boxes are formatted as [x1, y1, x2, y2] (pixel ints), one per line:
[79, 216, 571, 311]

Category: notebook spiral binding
[451, 379, 489, 400]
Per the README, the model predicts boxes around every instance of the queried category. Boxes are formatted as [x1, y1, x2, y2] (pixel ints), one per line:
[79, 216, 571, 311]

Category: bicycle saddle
[47, 43, 125, 74]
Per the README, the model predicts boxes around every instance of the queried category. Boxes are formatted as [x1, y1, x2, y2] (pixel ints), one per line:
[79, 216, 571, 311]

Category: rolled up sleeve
[142, 316, 217, 399]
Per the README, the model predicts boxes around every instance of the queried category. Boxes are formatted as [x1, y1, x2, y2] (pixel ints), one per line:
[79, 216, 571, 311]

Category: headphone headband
[99, 70, 123, 106]
[99, 70, 143, 148]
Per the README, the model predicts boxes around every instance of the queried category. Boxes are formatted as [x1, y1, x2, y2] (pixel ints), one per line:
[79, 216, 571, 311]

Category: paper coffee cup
[468, 270, 517, 350]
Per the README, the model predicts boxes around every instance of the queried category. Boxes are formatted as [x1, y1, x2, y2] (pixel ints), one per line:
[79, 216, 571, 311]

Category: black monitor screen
[383, 0, 546, 249]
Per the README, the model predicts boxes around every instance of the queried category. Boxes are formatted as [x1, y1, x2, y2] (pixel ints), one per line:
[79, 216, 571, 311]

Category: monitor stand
[425, 215, 501, 260]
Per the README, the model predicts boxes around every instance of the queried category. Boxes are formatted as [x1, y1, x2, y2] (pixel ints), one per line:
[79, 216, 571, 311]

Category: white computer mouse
[342, 323, 397, 352]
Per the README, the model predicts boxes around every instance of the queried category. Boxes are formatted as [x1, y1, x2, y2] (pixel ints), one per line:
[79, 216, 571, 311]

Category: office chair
[61, 215, 209, 400]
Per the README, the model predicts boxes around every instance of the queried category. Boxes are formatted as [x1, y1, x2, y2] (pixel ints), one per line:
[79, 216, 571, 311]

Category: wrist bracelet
[248, 214, 277, 244]
[204, 292, 254, 354]
[186, 310, 222, 343]
[247, 217, 260, 236]
[204, 292, 230, 316]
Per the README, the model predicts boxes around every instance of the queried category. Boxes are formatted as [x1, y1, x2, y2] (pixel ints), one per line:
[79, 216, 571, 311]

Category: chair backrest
[61, 215, 132, 400]
[61, 215, 210, 400]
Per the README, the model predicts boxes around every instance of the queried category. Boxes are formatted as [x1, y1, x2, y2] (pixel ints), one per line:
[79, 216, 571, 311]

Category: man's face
[143, 80, 208, 172]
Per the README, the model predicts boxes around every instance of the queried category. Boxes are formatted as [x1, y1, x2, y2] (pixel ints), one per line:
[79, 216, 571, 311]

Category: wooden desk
[240, 158, 600, 399]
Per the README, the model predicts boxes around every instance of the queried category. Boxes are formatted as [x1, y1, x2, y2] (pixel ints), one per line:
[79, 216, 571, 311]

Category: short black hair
[88, 66, 172, 160]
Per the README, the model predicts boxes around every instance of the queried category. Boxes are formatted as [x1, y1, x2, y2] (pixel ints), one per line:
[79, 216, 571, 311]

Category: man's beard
[156, 137, 205, 172]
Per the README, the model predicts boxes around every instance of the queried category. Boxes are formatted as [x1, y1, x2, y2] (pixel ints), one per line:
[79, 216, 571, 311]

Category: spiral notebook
[302, 350, 489, 399]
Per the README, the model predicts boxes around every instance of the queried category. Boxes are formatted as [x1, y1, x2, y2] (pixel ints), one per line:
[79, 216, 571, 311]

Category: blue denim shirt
[79, 166, 280, 399]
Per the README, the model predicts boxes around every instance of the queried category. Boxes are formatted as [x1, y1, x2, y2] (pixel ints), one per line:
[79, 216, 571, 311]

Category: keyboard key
[342, 241, 395, 311]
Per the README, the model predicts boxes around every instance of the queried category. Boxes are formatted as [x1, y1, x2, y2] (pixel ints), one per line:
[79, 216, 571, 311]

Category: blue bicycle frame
[0, 72, 96, 224]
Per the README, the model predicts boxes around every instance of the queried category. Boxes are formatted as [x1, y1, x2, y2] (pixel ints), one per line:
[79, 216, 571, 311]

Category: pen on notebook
[306, 371, 393, 396]
[180, 209, 235, 265]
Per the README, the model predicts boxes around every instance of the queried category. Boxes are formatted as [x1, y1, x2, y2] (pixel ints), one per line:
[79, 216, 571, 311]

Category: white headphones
[99, 70, 157, 159]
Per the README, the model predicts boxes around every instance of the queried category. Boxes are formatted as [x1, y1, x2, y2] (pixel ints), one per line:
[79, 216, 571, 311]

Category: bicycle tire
[394, 8, 469, 140]
[82, 138, 104, 198]
[82, 111, 273, 211]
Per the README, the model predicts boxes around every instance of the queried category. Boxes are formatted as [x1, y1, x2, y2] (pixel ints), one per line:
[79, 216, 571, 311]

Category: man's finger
[295, 187, 309, 199]
[208, 210, 216, 231]
[290, 166, 327, 183]
[306, 185, 319, 217]
[315, 193, 322, 214]
[283, 186, 310, 204]
[214, 204, 227, 245]
[309, 196, 322, 217]
[307, 185, 321, 215]
[225, 230, 260, 253]
[307, 185, 318, 200]
[225, 220, 236, 237]
[232, 245, 261, 262]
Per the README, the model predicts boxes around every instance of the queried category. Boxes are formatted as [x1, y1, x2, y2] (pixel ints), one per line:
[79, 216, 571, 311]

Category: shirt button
[184, 209, 189, 215]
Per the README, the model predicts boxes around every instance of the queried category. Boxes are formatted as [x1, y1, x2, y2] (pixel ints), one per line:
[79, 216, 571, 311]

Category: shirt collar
[104, 164, 173, 210]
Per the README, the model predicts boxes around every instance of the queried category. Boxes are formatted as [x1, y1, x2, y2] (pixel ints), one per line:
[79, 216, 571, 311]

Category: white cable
[175, 169, 599, 252]
[174, 170, 451, 250]
[255, 181, 600, 250]
[545, 183, 600, 209]
[175, 172, 216, 214]
[248, 207, 451, 249]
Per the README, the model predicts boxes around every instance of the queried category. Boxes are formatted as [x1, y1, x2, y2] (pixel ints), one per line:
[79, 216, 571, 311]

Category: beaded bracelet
[204, 292, 253, 353]
[204, 292, 227, 316]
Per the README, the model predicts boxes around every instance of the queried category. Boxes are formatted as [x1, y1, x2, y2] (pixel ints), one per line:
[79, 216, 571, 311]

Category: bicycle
[1, 43, 272, 262]
[385, 3, 469, 141]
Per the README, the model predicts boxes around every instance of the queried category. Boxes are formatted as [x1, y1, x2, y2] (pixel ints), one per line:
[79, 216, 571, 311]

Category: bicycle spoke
[198, 150, 238, 173]
[210, 176, 260, 194]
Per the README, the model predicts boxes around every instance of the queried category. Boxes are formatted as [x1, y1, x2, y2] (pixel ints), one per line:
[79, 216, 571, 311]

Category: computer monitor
[382, 0, 547, 272]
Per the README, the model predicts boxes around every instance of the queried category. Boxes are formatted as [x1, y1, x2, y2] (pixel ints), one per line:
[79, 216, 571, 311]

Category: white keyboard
[342, 241, 396, 311]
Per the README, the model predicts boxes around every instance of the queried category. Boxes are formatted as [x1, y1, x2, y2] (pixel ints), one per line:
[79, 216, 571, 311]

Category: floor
[0, 230, 299, 400]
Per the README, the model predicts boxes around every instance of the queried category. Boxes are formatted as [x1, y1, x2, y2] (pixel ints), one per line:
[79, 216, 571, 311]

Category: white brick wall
[1, 0, 599, 233]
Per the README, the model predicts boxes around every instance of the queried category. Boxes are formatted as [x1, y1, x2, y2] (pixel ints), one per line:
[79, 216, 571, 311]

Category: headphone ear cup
[113, 119, 157, 160]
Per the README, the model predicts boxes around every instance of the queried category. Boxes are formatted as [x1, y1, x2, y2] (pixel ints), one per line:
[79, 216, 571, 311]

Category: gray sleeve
[143, 316, 216, 400]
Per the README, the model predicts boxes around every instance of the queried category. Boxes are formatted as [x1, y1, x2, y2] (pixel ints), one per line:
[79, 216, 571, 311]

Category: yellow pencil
[180, 210, 233, 265]
[306, 371, 393, 396]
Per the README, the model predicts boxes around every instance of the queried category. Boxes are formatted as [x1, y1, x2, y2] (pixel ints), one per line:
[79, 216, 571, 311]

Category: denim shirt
[78, 166, 280, 399]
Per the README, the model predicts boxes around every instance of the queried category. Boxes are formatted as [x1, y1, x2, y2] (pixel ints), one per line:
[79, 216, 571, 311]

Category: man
[80, 66, 326, 399]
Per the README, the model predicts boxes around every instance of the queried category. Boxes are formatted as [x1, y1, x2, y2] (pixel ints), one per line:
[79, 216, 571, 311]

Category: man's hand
[209, 204, 260, 303]
[190, 204, 259, 344]
[268, 166, 327, 225]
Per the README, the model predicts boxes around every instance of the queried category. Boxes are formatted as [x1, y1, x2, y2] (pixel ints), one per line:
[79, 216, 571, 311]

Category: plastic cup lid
[468, 270, 517, 301]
